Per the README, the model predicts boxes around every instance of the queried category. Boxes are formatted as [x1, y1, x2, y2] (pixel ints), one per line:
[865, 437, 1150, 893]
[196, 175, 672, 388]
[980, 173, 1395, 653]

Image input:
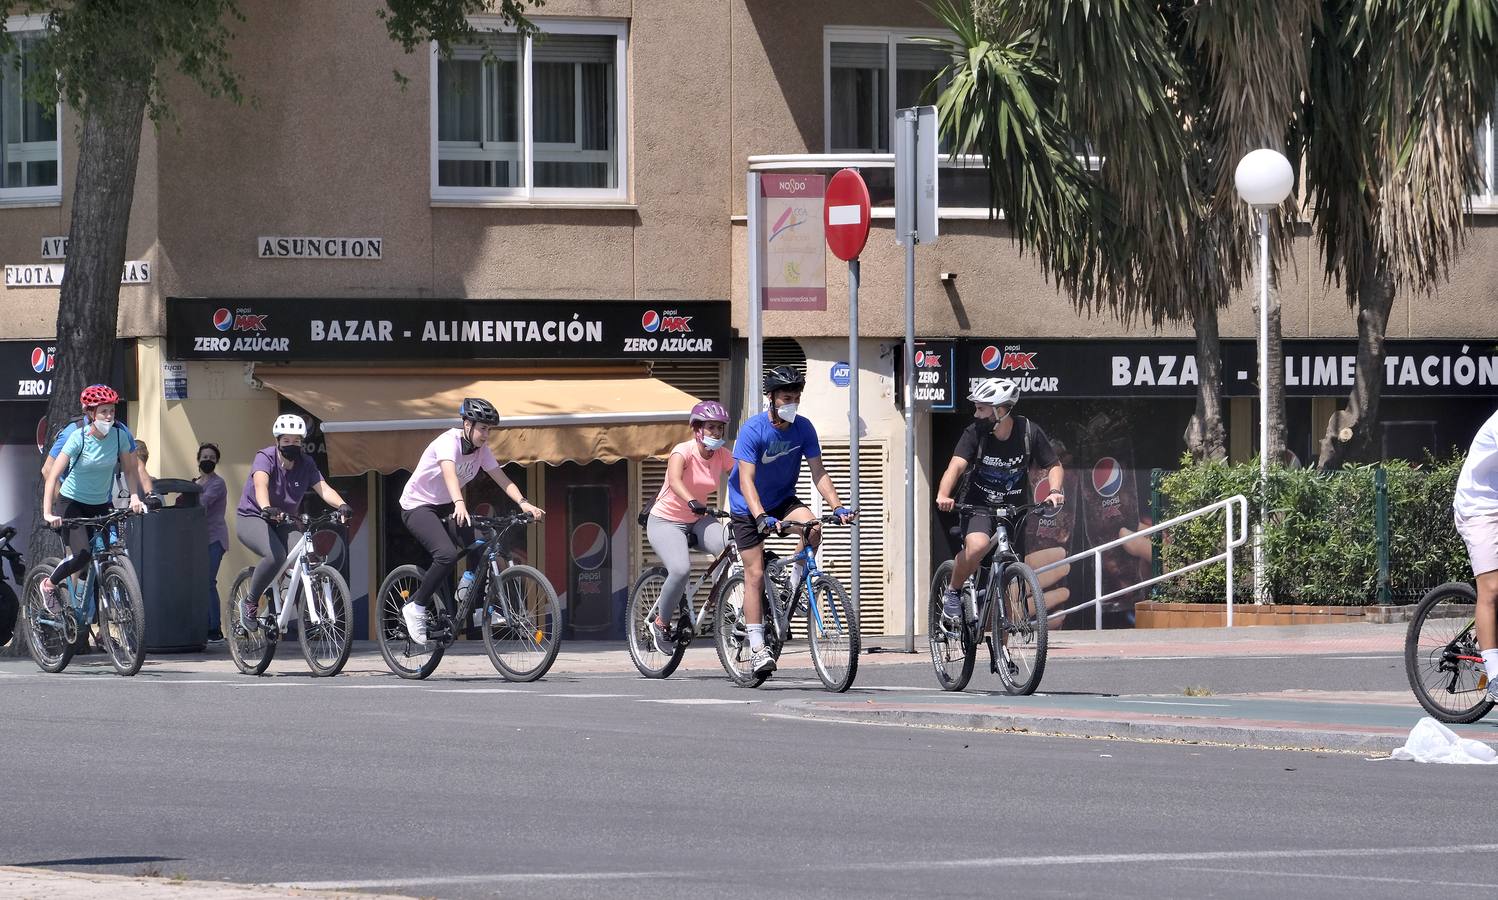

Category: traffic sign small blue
[830, 362, 851, 387]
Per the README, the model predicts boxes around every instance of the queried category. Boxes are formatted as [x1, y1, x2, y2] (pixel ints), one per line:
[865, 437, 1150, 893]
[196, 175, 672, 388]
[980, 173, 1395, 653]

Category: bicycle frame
[262, 529, 324, 632]
[674, 541, 740, 633]
[761, 517, 847, 643]
[436, 515, 531, 629]
[68, 516, 132, 629]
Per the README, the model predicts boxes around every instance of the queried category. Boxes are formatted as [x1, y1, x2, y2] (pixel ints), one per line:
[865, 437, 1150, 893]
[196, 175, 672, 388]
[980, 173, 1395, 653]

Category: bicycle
[714, 514, 860, 692]
[626, 509, 737, 679]
[1, 525, 26, 649]
[1405, 581, 1495, 723]
[22, 507, 149, 676]
[224, 510, 354, 677]
[376, 512, 561, 681]
[929, 502, 1047, 695]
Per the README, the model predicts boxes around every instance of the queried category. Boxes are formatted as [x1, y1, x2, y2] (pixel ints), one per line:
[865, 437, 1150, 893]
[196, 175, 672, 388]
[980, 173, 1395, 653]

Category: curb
[772, 698, 1482, 755]
[0, 866, 405, 899]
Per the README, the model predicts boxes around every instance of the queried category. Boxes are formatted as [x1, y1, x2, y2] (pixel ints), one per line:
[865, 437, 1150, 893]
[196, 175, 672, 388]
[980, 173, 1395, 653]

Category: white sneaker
[750, 647, 777, 675]
[401, 601, 429, 644]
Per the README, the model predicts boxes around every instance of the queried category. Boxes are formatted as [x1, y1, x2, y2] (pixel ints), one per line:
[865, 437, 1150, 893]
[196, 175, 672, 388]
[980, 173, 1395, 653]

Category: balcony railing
[748, 153, 997, 219]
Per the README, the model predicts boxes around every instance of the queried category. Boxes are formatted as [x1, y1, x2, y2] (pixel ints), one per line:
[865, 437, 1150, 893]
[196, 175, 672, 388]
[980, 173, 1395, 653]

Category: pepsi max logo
[642, 310, 693, 334]
[980, 345, 1001, 371]
[1002, 351, 1037, 371]
[1092, 457, 1124, 498]
[30, 346, 54, 373]
[916, 350, 942, 369]
[570, 523, 609, 572]
[213, 308, 268, 332]
[213, 308, 233, 331]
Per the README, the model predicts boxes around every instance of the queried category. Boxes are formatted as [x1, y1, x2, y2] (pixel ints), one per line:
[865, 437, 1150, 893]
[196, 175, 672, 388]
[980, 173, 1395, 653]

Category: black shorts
[959, 509, 1027, 561]
[730, 496, 810, 551]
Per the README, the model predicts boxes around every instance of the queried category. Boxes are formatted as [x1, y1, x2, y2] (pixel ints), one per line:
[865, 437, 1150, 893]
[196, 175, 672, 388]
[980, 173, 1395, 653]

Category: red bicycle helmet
[81, 384, 119, 408]
[689, 400, 729, 425]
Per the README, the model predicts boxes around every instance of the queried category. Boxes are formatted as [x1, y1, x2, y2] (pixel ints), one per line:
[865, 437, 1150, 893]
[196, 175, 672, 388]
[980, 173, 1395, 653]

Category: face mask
[775, 403, 799, 423]
[701, 435, 725, 451]
[93, 419, 114, 437]
[278, 445, 303, 462]
[198, 459, 217, 474]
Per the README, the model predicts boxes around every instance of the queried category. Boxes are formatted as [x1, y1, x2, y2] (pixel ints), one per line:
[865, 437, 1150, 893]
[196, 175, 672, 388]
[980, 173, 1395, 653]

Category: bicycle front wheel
[226, 567, 276, 676]
[807, 573, 859, 692]
[376, 564, 443, 680]
[298, 565, 354, 677]
[626, 566, 688, 679]
[1405, 582, 1494, 724]
[928, 560, 975, 692]
[483, 565, 561, 682]
[22, 558, 72, 673]
[996, 562, 1047, 695]
[713, 572, 767, 688]
[98, 560, 146, 676]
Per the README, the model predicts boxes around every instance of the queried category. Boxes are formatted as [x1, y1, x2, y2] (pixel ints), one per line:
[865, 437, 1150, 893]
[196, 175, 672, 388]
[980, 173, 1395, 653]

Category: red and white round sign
[824, 168, 872, 261]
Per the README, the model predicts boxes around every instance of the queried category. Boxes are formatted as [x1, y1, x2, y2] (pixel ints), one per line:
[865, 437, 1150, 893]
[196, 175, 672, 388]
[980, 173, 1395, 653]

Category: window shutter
[761, 337, 807, 382]
[830, 42, 888, 69]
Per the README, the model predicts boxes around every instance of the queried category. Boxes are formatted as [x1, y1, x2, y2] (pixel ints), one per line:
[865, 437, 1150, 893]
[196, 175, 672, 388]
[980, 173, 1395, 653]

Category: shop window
[762, 337, 807, 383]
[432, 20, 627, 203]
[0, 24, 61, 204]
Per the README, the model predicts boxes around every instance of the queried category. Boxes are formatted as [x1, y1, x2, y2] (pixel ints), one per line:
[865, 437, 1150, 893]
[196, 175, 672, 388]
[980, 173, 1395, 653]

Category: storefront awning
[257, 373, 703, 475]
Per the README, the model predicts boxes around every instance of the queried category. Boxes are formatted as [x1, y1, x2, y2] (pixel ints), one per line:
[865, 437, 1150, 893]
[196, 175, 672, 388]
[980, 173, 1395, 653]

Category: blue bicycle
[23, 507, 149, 676]
[714, 514, 859, 691]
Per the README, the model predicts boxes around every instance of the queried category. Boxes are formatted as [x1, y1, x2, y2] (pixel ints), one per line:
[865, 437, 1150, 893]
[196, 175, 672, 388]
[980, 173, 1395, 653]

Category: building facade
[3, 1, 1496, 637]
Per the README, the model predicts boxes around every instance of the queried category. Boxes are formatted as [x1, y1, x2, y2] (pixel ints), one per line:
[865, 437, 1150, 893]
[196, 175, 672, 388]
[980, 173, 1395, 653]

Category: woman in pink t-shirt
[644, 400, 734, 652]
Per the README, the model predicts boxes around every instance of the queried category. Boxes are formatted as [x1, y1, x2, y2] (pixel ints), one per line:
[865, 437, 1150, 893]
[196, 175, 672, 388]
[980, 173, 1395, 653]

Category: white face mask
[775, 402, 799, 423]
[701, 435, 725, 451]
[93, 419, 114, 437]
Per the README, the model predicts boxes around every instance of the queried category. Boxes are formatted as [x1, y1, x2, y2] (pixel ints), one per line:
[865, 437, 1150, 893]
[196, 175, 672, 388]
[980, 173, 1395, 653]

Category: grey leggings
[645, 513, 727, 623]
[236, 513, 302, 607]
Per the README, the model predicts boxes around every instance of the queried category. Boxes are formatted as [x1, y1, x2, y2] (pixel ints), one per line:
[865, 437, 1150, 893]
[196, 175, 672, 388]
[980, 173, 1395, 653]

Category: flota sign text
[5, 261, 151, 288]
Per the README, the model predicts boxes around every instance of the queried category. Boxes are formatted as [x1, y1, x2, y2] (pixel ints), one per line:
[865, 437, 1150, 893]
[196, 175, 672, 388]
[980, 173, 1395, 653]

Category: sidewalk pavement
[0, 866, 403, 900]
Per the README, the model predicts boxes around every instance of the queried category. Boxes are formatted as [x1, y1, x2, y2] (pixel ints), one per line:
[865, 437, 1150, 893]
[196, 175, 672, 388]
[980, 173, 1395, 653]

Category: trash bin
[126, 479, 208, 653]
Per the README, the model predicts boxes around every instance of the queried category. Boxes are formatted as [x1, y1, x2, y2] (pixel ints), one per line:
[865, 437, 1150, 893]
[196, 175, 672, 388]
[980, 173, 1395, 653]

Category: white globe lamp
[1234, 149, 1294, 208]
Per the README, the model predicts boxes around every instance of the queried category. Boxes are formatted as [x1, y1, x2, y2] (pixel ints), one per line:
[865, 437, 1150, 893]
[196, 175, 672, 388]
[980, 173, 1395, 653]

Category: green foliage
[1155, 457, 1469, 605]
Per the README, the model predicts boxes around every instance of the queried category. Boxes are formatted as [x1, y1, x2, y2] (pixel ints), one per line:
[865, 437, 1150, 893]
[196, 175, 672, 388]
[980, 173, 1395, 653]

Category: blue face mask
[701, 436, 725, 451]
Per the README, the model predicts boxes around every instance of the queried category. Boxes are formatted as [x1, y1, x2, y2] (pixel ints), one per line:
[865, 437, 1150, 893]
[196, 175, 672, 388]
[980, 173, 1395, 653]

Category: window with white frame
[432, 20, 627, 202]
[1474, 109, 1495, 206]
[0, 23, 61, 203]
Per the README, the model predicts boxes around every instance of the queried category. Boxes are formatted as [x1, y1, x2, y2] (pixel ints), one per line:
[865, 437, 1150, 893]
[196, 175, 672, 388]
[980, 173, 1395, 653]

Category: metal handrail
[1033, 494, 1250, 630]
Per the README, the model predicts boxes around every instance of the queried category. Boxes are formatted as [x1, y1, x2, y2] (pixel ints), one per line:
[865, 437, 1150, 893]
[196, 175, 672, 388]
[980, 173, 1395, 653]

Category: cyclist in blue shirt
[39, 385, 154, 610]
[728, 366, 853, 675]
[41, 384, 141, 507]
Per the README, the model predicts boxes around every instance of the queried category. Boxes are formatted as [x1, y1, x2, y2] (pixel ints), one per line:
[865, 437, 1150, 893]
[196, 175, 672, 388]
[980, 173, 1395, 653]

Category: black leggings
[49, 500, 113, 584]
[402, 504, 475, 610]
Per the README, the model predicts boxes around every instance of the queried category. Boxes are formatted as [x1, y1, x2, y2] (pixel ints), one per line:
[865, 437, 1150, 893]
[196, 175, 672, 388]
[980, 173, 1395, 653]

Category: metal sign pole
[848, 257, 860, 626]
[897, 109, 918, 654]
[747, 171, 763, 408]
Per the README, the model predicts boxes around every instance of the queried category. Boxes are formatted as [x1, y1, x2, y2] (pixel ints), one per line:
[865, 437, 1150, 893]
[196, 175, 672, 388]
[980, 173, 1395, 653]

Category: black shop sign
[165, 298, 733, 362]
[951, 338, 1498, 403]
[0, 339, 132, 402]
[913, 339, 956, 410]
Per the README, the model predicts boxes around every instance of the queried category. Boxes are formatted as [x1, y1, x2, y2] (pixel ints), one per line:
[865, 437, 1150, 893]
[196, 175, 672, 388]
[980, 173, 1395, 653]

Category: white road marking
[540, 693, 639, 699]
[641, 698, 759, 705]
[330, 683, 414, 689]
[1324, 656, 1398, 660]
[1178, 866, 1498, 889]
[1114, 700, 1233, 708]
[857, 843, 1498, 871]
[428, 687, 527, 693]
[276, 871, 676, 890]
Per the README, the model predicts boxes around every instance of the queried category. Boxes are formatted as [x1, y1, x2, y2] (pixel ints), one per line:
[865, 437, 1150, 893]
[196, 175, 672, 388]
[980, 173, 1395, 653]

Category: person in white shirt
[1454, 408, 1498, 700]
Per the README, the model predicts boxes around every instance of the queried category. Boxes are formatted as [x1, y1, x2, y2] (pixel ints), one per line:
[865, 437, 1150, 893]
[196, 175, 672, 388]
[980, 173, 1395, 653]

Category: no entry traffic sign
[824, 168, 872, 261]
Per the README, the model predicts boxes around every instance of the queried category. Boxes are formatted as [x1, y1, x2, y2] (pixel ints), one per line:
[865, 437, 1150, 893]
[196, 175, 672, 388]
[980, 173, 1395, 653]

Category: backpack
[955, 416, 1032, 505]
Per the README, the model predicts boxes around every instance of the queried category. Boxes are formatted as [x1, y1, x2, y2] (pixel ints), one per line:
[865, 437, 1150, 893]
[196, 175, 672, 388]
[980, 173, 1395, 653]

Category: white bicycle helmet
[272, 413, 308, 437]
[968, 377, 1020, 407]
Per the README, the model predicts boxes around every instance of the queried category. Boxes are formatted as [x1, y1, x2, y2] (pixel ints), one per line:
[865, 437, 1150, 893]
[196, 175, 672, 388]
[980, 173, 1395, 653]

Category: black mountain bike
[929, 502, 1047, 695]
[1405, 581, 1494, 723]
[0, 526, 24, 649]
[22, 507, 150, 676]
[376, 513, 561, 681]
[626, 509, 737, 679]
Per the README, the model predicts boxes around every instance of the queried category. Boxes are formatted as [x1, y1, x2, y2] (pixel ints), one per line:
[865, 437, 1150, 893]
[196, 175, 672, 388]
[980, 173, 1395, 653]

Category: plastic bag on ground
[1389, 717, 1498, 765]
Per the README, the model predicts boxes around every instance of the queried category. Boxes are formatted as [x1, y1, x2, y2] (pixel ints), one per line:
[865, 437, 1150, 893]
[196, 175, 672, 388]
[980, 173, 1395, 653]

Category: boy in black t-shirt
[934, 378, 1064, 630]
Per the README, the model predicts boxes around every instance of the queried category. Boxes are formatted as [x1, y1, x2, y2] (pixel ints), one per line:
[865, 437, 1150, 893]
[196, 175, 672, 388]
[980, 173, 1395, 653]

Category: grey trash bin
[127, 478, 209, 653]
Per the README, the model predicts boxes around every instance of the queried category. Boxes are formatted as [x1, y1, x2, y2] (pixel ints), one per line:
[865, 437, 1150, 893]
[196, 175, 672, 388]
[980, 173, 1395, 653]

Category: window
[1474, 108, 1496, 206]
[432, 20, 627, 203]
[0, 21, 61, 204]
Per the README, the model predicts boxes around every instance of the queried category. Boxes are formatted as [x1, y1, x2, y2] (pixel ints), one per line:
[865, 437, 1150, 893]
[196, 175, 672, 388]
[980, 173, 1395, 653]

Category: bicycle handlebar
[472, 513, 536, 530]
[55, 507, 141, 528]
[951, 502, 1039, 520]
[774, 512, 855, 533]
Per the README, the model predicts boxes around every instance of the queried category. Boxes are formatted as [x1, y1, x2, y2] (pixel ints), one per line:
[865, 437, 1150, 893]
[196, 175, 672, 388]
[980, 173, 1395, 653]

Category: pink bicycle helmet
[689, 401, 730, 425]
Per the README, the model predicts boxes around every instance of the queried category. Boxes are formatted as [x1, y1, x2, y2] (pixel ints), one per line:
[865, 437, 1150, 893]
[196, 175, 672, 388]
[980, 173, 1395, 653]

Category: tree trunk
[1317, 252, 1394, 469]
[1265, 280, 1287, 465]
[26, 76, 151, 563]
[1183, 301, 1227, 461]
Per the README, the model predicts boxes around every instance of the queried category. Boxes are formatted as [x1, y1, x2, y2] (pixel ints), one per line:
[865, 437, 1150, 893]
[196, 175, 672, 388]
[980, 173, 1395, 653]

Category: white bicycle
[224, 510, 354, 677]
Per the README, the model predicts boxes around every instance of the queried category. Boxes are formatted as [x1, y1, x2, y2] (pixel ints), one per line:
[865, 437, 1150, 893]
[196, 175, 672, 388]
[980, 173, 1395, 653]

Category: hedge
[1153, 456, 1469, 605]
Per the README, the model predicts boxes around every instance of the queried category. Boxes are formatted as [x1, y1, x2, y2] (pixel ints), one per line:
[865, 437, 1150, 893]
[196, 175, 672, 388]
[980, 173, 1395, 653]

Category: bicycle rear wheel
[928, 560, 975, 692]
[98, 560, 146, 676]
[996, 562, 1047, 695]
[376, 564, 443, 680]
[22, 558, 72, 673]
[807, 573, 859, 692]
[627, 566, 688, 679]
[226, 567, 276, 676]
[483, 565, 561, 682]
[713, 572, 767, 688]
[298, 565, 354, 677]
[1405, 582, 1494, 724]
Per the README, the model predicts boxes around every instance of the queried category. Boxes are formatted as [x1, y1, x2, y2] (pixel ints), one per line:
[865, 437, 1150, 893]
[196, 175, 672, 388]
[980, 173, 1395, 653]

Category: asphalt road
[1, 647, 1486, 899]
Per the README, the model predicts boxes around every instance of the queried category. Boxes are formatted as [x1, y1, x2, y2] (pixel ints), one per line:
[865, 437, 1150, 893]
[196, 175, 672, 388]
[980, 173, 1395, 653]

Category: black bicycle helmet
[459, 397, 500, 425]
[764, 365, 806, 393]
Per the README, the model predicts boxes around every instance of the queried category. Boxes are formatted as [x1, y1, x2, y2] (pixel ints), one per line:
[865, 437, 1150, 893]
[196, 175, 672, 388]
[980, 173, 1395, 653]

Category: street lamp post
[1234, 148, 1295, 605]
